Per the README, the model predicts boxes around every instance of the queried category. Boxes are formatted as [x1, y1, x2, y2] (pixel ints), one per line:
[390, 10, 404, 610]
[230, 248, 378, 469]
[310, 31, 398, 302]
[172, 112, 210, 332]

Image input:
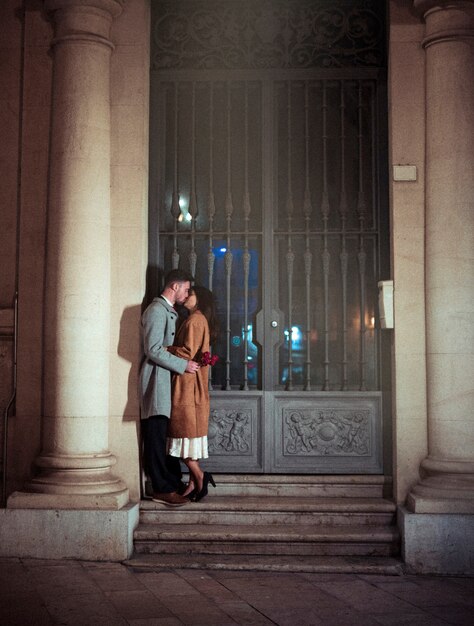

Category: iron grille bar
[207, 83, 216, 290]
[285, 80, 295, 391]
[189, 81, 198, 278]
[339, 81, 349, 391]
[321, 81, 331, 391]
[370, 81, 380, 391]
[242, 82, 251, 391]
[303, 80, 313, 391]
[171, 82, 180, 269]
[224, 81, 234, 391]
[207, 83, 216, 390]
[357, 80, 367, 391]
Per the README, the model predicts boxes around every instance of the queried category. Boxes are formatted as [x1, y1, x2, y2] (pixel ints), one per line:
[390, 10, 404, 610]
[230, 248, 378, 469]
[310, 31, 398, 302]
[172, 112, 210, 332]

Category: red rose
[200, 351, 219, 366]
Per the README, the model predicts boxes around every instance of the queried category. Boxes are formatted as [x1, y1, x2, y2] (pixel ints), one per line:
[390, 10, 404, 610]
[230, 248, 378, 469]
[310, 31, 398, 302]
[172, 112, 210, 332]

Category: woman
[167, 285, 219, 501]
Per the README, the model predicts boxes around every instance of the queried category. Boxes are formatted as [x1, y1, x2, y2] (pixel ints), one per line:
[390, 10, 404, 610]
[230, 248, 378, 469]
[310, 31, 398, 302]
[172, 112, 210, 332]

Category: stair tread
[125, 553, 403, 575]
[141, 496, 396, 513]
[202, 475, 392, 485]
[135, 523, 399, 542]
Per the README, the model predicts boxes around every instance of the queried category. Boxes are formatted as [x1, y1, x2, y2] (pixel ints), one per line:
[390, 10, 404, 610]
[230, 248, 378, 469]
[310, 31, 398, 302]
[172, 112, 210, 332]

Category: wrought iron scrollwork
[152, 1, 385, 70]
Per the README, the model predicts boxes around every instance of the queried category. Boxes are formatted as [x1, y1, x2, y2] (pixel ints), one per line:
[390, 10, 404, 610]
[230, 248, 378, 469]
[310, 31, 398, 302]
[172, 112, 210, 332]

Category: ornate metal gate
[149, 0, 389, 474]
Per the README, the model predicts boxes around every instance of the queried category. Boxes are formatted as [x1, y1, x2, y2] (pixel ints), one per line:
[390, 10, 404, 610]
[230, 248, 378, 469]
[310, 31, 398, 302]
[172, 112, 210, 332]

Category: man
[139, 269, 200, 506]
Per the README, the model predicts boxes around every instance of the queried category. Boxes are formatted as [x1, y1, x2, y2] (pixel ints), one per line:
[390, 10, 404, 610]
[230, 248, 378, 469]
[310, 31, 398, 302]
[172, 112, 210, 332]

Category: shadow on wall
[117, 304, 142, 431]
[117, 264, 165, 422]
[116, 265, 164, 499]
[142, 265, 164, 314]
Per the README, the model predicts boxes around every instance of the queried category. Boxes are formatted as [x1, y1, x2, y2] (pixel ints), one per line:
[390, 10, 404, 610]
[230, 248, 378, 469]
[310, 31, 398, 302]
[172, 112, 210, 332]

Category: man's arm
[142, 304, 188, 374]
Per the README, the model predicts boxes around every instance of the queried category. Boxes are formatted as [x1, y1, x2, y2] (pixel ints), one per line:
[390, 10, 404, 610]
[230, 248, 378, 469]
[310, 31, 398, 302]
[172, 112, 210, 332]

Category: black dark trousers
[142, 415, 182, 494]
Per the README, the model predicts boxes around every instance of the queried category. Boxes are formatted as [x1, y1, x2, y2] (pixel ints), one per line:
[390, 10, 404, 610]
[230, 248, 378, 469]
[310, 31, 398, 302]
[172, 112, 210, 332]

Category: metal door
[149, 0, 389, 474]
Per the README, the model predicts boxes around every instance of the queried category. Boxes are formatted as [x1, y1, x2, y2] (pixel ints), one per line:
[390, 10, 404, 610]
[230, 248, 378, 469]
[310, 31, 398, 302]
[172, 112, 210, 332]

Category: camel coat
[168, 310, 210, 439]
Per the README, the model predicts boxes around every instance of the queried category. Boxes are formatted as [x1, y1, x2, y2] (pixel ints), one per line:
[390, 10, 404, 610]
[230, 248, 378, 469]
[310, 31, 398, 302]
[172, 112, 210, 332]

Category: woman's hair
[191, 285, 219, 345]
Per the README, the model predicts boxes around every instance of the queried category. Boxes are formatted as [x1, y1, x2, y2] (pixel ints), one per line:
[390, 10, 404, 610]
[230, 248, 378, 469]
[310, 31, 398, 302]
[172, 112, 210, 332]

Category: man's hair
[163, 269, 193, 288]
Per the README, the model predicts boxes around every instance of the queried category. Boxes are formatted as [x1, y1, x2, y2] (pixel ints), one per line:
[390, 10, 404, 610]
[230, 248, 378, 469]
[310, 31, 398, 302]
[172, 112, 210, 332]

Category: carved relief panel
[274, 393, 382, 472]
[284, 408, 370, 456]
[205, 393, 263, 472]
[209, 409, 253, 455]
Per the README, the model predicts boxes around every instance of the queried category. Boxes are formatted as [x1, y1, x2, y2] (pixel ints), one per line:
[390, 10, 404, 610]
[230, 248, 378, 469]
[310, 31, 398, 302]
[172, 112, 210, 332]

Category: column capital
[45, 0, 125, 19]
[44, 0, 125, 49]
[414, 0, 474, 47]
[414, 0, 474, 15]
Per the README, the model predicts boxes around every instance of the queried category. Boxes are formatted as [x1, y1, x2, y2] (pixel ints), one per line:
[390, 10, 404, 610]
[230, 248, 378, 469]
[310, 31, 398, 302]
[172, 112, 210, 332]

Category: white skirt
[167, 435, 209, 460]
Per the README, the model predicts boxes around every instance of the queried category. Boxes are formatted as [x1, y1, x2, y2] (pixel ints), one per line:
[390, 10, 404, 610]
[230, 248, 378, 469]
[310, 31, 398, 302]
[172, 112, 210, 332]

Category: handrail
[2, 293, 18, 508]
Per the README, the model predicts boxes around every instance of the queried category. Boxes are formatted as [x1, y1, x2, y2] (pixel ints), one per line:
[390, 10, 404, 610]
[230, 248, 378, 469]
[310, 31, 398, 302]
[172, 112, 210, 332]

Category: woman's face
[184, 291, 197, 311]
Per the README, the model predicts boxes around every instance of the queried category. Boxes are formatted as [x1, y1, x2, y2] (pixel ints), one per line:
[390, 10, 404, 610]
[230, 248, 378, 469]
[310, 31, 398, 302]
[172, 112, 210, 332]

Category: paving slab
[0, 557, 472, 625]
[104, 589, 174, 620]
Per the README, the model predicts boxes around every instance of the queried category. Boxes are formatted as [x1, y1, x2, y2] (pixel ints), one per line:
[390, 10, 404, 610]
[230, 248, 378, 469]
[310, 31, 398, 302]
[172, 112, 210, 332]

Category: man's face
[175, 281, 191, 305]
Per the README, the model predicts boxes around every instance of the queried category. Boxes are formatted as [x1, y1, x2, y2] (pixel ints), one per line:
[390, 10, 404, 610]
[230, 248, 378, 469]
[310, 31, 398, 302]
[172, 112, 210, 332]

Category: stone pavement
[0, 558, 473, 625]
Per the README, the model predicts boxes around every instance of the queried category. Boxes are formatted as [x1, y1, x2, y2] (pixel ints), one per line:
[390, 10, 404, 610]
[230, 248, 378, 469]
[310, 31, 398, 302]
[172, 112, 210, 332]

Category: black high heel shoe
[185, 486, 198, 500]
[192, 472, 216, 502]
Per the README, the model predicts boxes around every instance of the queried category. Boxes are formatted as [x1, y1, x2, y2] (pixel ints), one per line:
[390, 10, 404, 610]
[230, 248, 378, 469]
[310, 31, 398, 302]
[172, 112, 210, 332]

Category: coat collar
[156, 295, 176, 314]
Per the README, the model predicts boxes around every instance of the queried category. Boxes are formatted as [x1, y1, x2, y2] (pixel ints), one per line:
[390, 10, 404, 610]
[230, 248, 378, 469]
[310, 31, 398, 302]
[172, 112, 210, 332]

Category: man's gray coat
[139, 297, 187, 419]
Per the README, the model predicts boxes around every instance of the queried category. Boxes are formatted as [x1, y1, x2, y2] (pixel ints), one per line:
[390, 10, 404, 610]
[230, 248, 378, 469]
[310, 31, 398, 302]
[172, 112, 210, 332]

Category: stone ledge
[0, 503, 139, 561]
[398, 506, 474, 575]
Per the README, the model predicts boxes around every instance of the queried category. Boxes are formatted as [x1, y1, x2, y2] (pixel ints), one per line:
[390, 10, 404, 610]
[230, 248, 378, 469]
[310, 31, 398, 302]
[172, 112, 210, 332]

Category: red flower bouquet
[200, 351, 219, 366]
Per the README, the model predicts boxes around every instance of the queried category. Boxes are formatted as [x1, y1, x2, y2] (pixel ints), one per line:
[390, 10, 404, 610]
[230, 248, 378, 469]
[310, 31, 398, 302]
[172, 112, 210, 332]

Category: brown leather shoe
[151, 492, 189, 507]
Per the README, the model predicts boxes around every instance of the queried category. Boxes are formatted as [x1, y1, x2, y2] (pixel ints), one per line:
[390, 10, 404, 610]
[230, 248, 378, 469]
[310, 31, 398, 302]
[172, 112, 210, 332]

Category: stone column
[10, 0, 128, 509]
[406, 0, 474, 515]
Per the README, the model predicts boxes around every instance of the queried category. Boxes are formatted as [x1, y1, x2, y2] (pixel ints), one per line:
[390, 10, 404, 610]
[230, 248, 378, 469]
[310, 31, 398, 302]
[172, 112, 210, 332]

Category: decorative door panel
[150, 0, 389, 474]
[272, 393, 382, 473]
[207, 392, 263, 472]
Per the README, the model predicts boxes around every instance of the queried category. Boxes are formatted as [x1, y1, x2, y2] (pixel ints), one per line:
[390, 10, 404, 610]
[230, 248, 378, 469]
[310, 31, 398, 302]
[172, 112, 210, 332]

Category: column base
[0, 503, 139, 561]
[7, 489, 130, 510]
[15, 452, 130, 509]
[407, 457, 474, 513]
[399, 506, 474, 576]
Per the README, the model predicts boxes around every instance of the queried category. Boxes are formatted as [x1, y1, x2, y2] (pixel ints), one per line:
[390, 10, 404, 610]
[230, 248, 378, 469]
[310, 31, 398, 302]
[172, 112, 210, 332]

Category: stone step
[140, 496, 396, 527]
[134, 524, 400, 557]
[125, 553, 404, 575]
[134, 540, 398, 557]
[178, 474, 391, 498]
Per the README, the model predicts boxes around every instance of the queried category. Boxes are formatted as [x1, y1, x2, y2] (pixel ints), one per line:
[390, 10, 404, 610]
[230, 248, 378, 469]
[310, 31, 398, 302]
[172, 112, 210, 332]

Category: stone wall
[388, 0, 428, 504]
[109, 0, 150, 502]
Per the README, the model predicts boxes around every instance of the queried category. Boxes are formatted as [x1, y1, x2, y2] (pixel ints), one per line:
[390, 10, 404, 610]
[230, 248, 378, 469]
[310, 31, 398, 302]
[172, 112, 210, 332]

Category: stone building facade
[0, 0, 472, 574]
